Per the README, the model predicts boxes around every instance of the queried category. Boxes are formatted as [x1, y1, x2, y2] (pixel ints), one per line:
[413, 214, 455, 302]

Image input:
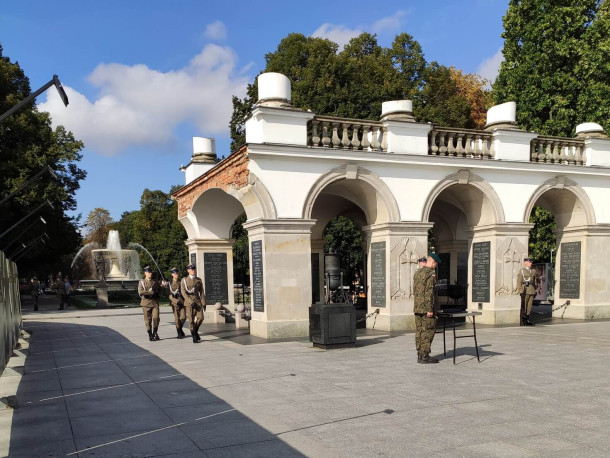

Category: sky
[1, 0, 508, 224]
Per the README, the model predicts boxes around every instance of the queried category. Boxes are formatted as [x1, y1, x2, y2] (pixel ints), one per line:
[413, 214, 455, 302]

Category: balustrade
[428, 128, 494, 159]
[308, 116, 386, 152]
[530, 137, 586, 165]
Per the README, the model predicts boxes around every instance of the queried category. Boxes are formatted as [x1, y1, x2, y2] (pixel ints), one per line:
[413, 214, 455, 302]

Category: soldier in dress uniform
[30, 277, 40, 311]
[413, 253, 442, 364]
[138, 266, 162, 341]
[54, 276, 67, 310]
[517, 257, 539, 326]
[181, 264, 206, 343]
[167, 267, 186, 339]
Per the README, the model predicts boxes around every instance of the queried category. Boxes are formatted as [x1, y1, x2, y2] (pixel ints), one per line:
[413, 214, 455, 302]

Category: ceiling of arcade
[534, 188, 589, 227]
[310, 193, 367, 239]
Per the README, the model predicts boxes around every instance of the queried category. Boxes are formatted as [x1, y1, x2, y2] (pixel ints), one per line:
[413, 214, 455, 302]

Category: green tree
[230, 213, 249, 286]
[131, 188, 187, 278]
[493, 0, 602, 136]
[113, 210, 138, 248]
[528, 206, 557, 263]
[83, 208, 114, 247]
[0, 44, 86, 277]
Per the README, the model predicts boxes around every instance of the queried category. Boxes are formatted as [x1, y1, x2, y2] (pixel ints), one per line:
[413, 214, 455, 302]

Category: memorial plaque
[251, 240, 264, 312]
[560, 241, 581, 299]
[311, 253, 320, 304]
[203, 253, 228, 305]
[190, 253, 196, 266]
[370, 241, 386, 307]
[472, 241, 490, 303]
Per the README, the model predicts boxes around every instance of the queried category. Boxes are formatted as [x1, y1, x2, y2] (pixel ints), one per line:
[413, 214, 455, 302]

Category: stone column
[185, 239, 235, 322]
[554, 225, 610, 319]
[467, 223, 532, 325]
[243, 219, 316, 339]
[310, 239, 325, 304]
[362, 222, 432, 331]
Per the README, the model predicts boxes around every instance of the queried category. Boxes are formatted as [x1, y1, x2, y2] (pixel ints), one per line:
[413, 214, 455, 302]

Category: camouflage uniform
[413, 266, 437, 359]
[517, 266, 539, 325]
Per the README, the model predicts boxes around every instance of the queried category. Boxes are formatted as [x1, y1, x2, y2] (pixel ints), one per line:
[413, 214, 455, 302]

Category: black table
[437, 310, 482, 364]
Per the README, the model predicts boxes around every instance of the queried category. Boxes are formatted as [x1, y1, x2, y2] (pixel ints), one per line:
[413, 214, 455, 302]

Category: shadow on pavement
[9, 319, 305, 458]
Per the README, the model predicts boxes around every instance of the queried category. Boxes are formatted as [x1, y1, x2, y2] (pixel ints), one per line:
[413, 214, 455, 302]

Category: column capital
[185, 239, 235, 250]
[243, 218, 316, 236]
[468, 223, 533, 238]
[363, 221, 433, 237]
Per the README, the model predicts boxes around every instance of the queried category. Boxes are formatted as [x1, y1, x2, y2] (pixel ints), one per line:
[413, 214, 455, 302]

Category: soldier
[54, 276, 67, 310]
[138, 266, 162, 341]
[181, 264, 206, 343]
[517, 257, 539, 326]
[413, 253, 442, 364]
[30, 277, 40, 311]
[418, 256, 427, 269]
[167, 267, 186, 339]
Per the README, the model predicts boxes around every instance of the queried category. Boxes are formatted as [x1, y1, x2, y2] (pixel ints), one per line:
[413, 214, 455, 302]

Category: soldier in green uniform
[167, 267, 186, 339]
[181, 264, 206, 343]
[413, 253, 442, 364]
[54, 276, 66, 310]
[30, 277, 40, 311]
[138, 266, 162, 341]
[517, 257, 539, 326]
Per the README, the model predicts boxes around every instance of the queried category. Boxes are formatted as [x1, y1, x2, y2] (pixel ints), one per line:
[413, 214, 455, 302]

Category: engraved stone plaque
[472, 241, 491, 303]
[559, 241, 581, 299]
[251, 240, 264, 312]
[203, 253, 228, 305]
[371, 241, 386, 308]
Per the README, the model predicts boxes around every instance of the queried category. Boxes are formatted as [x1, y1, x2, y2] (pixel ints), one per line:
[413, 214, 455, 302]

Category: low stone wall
[0, 251, 21, 375]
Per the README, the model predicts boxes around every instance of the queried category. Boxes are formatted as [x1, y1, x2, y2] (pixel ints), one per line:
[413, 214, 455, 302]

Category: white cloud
[312, 23, 363, 50]
[39, 44, 250, 156]
[371, 10, 407, 35]
[477, 48, 504, 87]
[204, 20, 227, 41]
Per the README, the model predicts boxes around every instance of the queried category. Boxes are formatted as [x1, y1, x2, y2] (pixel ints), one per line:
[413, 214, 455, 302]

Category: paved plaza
[2, 295, 610, 457]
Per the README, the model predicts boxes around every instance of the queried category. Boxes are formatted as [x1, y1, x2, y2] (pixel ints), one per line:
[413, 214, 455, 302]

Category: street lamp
[0, 200, 53, 241]
[0, 166, 57, 206]
[13, 234, 50, 262]
[0, 75, 68, 124]
[2, 216, 46, 252]
[8, 232, 48, 259]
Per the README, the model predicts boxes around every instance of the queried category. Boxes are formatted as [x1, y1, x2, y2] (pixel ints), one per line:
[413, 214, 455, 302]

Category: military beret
[523, 257, 533, 262]
[170, 267, 179, 274]
[418, 257, 427, 263]
[187, 264, 196, 270]
[143, 266, 152, 272]
[429, 252, 442, 263]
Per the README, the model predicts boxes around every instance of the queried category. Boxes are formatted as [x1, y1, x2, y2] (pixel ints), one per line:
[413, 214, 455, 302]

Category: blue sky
[1, 0, 508, 223]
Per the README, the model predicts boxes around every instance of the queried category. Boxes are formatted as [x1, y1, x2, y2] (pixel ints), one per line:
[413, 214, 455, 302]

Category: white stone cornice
[243, 219, 316, 236]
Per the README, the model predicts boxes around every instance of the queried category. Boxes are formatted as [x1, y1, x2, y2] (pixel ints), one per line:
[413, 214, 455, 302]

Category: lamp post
[0, 75, 68, 124]
[1, 216, 46, 252]
[0, 166, 57, 206]
[13, 234, 49, 262]
[0, 200, 54, 241]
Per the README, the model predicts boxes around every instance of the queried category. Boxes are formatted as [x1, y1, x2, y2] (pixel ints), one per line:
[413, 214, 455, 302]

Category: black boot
[417, 353, 422, 363]
[420, 354, 439, 364]
[525, 315, 535, 326]
[195, 330, 201, 342]
[179, 327, 186, 338]
[520, 315, 526, 326]
[177, 329, 183, 339]
[148, 330, 154, 341]
[152, 328, 160, 340]
[192, 332, 198, 343]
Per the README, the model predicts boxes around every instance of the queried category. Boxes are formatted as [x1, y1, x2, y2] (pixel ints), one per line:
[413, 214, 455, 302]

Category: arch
[225, 172, 277, 221]
[523, 176, 596, 226]
[422, 170, 506, 224]
[302, 165, 400, 223]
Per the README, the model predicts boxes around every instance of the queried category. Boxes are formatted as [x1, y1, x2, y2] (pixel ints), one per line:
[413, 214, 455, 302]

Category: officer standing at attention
[181, 264, 206, 343]
[517, 257, 539, 326]
[413, 253, 442, 364]
[54, 276, 66, 310]
[30, 277, 40, 311]
[138, 266, 162, 341]
[167, 267, 186, 339]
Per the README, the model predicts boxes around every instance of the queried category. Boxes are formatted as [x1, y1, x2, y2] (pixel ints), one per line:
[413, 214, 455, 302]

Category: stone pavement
[2, 295, 610, 457]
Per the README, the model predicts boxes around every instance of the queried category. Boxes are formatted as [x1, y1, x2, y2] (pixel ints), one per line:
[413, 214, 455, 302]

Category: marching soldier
[167, 267, 186, 339]
[413, 253, 442, 364]
[517, 257, 539, 326]
[138, 266, 162, 341]
[30, 277, 40, 311]
[181, 264, 206, 343]
[54, 276, 67, 310]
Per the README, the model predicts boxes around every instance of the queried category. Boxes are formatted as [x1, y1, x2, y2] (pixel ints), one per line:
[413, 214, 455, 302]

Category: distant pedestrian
[517, 257, 539, 326]
[54, 276, 67, 310]
[30, 277, 40, 311]
[413, 253, 441, 364]
[64, 276, 71, 307]
[167, 267, 186, 339]
[181, 264, 206, 343]
[138, 266, 162, 341]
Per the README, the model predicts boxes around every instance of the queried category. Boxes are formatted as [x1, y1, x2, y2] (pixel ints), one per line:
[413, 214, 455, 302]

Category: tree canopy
[0, 44, 86, 277]
[493, 0, 608, 136]
[83, 208, 114, 247]
[230, 32, 490, 151]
